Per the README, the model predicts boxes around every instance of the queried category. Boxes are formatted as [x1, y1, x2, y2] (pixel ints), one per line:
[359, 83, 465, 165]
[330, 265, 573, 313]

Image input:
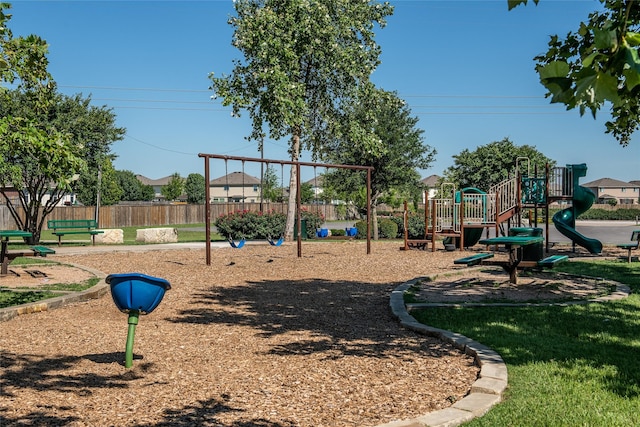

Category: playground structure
[403, 162, 603, 254]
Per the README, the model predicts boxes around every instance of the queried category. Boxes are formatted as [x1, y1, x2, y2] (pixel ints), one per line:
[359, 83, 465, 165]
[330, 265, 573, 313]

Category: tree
[115, 170, 154, 202]
[510, 0, 640, 146]
[161, 173, 184, 202]
[300, 182, 315, 204]
[322, 89, 436, 239]
[261, 165, 282, 203]
[210, 0, 393, 240]
[184, 173, 206, 204]
[75, 157, 122, 206]
[442, 137, 554, 192]
[0, 4, 80, 243]
[0, 88, 125, 242]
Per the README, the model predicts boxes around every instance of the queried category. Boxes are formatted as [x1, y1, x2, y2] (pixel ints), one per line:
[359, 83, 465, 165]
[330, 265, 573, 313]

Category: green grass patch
[410, 259, 640, 426]
[0, 290, 59, 308]
[0, 260, 101, 308]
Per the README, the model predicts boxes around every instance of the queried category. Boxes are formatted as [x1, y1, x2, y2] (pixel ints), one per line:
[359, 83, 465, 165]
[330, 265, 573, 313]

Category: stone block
[95, 229, 123, 244]
[136, 227, 178, 243]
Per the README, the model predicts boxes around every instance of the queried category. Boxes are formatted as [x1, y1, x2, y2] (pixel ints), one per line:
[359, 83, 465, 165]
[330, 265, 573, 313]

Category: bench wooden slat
[537, 255, 568, 268]
[30, 245, 56, 256]
[454, 252, 494, 266]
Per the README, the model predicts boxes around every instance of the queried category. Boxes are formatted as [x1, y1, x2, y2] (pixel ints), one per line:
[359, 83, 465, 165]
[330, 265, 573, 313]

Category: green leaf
[581, 51, 600, 68]
[594, 28, 618, 51]
[594, 72, 620, 104]
[538, 61, 570, 79]
[623, 68, 640, 90]
[623, 45, 640, 73]
[624, 31, 640, 47]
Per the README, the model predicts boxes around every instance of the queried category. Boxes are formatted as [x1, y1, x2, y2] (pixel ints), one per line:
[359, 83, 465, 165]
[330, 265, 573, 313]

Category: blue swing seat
[267, 236, 284, 247]
[228, 238, 246, 249]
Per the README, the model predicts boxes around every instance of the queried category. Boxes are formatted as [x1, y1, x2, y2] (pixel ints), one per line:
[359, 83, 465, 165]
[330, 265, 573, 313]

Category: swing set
[198, 152, 374, 264]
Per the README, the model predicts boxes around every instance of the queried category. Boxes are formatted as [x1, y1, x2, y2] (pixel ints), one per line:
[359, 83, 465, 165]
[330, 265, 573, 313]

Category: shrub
[387, 215, 405, 238]
[300, 208, 324, 238]
[354, 220, 368, 239]
[214, 210, 286, 240]
[378, 218, 399, 239]
[406, 211, 426, 239]
[331, 228, 346, 236]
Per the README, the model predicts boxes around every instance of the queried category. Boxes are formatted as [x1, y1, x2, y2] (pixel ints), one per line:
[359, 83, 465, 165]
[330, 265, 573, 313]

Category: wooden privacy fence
[0, 203, 339, 230]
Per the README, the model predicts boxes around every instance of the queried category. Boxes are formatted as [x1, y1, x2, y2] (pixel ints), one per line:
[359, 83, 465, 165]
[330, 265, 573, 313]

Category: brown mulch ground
[0, 242, 627, 426]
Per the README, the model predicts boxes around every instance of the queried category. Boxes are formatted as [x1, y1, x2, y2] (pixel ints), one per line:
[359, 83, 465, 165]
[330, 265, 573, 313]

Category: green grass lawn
[411, 260, 640, 426]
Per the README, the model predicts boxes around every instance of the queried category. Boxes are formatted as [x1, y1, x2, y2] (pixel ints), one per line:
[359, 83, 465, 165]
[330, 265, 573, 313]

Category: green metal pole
[125, 311, 140, 368]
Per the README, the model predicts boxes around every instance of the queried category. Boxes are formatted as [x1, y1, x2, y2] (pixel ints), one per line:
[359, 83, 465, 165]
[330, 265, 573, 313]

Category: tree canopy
[184, 173, 206, 204]
[442, 137, 554, 192]
[116, 170, 155, 202]
[210, 0, 393, 239]
[322, 89, 436, 237]
[161, 173, 184, 202]
[511, 0, 640, 146]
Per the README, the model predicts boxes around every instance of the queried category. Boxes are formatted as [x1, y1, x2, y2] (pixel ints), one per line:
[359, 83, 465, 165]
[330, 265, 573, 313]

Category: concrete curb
[0, 263, 108, 323]
[383, 278, 508, 427]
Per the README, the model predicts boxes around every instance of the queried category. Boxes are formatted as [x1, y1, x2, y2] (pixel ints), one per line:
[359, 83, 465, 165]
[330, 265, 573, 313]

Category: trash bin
[509, 227, 543, 261]
[294, 219, 308, 239]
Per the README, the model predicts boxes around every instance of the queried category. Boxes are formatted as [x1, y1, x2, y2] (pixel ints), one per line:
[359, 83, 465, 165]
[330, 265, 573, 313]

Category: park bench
[536, 254, 569, 268]
[454, 252, 494, 266]
[616, 230, 640, 263]
[47, 219, 104, 246]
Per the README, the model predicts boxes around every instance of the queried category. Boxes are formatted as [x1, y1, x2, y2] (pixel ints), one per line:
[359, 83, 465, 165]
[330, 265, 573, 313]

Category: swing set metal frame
[199, 152, 373, 263]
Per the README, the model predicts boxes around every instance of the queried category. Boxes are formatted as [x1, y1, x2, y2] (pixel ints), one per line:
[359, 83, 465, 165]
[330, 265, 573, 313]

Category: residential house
[421, 174, 441, 203]
[582, 178, 639, 205]
[136, 175, 173, 201]
[209, 171, 262, 203]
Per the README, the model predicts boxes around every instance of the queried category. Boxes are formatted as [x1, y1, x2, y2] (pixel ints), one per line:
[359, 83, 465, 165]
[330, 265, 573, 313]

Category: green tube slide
[551, 164, 602, 254]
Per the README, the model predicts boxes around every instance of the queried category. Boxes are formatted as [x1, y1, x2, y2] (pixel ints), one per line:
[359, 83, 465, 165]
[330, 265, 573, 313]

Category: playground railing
[462, 193, 493, 224]
[429, 199, 460, 232]
[489, 176, 518, 217]
[548, 166, 573, 198]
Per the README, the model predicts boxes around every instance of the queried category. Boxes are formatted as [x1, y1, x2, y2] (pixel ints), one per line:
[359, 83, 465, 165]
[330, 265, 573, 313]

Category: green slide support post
[552, 163, 603, 254]
[125, 311, 140, 369]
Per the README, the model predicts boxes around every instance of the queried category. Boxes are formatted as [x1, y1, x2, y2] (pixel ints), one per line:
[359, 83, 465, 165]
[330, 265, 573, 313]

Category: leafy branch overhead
[511, 0, 640, 146]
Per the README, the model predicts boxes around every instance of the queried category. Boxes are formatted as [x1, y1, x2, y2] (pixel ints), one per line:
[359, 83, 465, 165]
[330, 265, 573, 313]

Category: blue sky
[7, 0, 640, 184]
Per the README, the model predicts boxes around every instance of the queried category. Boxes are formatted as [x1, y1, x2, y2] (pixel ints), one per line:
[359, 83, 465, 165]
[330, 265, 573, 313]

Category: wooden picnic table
[478, 235, 544, 284]
[0, 230, 33, 276]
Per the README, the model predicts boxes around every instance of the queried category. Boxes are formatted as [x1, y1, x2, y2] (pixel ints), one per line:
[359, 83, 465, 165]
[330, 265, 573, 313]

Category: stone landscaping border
[0, 263, 107, 322]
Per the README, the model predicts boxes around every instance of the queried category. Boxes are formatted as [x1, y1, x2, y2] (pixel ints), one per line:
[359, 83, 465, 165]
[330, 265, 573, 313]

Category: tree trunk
[372, 205, 379, 240]
[284, 133, 301, 241]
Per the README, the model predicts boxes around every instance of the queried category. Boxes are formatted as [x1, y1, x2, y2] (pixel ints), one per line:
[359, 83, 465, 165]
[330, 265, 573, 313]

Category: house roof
[305, 175, 324, 187]
[582, 177, 639, 188]
[209, 171, 261, 186]
[421, 174, 441, 187]
[136, 175, 174, 186]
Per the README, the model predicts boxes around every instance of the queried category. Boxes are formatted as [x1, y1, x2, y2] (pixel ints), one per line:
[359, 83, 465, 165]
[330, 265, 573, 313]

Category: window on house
[253, 185, 258, 192]
[621, 188, 626, 192]
[223, 185, 229, 191]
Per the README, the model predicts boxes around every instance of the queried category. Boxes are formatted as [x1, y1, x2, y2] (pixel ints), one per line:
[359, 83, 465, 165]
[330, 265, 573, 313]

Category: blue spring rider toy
[106, 273, 171, 368]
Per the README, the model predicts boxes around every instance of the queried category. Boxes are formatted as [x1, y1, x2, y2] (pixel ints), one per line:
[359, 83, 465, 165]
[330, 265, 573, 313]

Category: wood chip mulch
[2, 241, 485, 426]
